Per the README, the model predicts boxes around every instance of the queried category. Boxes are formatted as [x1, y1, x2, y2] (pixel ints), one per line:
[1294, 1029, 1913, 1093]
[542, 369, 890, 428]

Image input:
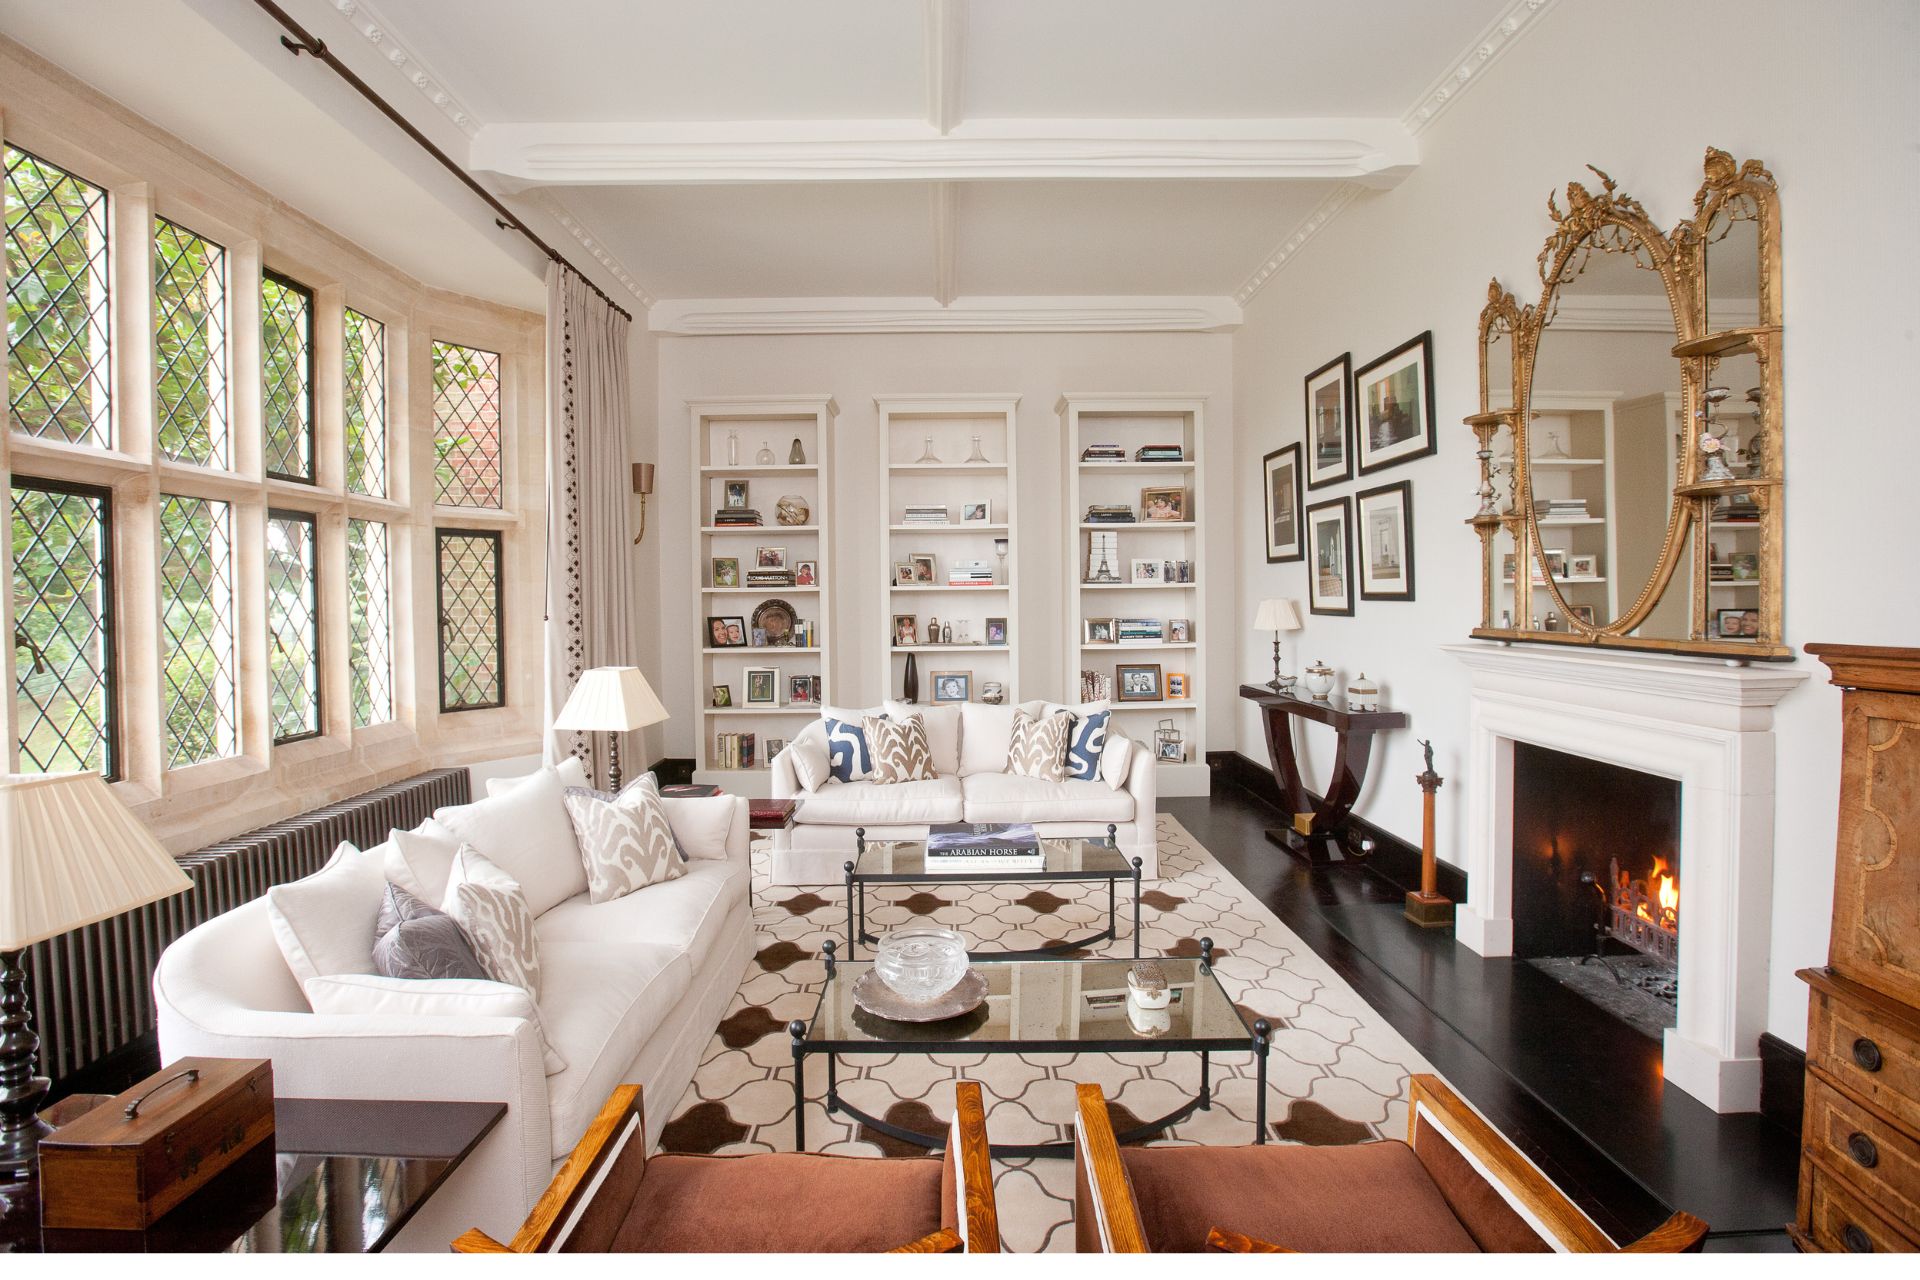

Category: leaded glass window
[153, 218, 229, 467]
[343, 308, 387, 496]
[436, 529, 502, 711]
[347, 518, 392, 727]
[261, 271, 313, 481]
[266, 509, 319, 741]
[158, 495, 236, 767]
[5, 146, 111, 448]
[11, 478, 114, 775]
[432, 341, 502, 507]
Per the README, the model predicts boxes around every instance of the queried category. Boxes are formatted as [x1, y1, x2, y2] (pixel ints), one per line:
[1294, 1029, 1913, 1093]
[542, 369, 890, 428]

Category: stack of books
[947, 559, 995, 587]
[902, 504, 951, 525]
[1081, 443, 1126, 462]
[1116, 618, 1163, 643]
[712, 507, 762, 527]
[1713, 496, 1760, 523]
[746, 567, 794, 587]
[925, 822, 1043, 870]
[714, 731, 757, 770]
[1134, 444, 1185, 462]
[1080, 669, 1114, 702]
[1085, 504, 1136, 523]
[1540, 497, 1590, 521]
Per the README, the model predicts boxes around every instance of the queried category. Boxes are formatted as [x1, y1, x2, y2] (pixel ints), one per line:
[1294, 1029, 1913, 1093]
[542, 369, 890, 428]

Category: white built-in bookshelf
[875, 396, 1021, 708]
[690, 396, 837, 796]
[1059, 394, 1209, 797]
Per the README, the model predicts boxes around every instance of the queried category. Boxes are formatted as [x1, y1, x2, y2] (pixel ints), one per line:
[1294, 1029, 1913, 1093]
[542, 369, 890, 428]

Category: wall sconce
[631, 462, 654, 543]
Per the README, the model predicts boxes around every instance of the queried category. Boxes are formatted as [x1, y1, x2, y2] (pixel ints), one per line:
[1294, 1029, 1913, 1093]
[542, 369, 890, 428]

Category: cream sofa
[769, 700, 1158, 884]
[153, 768, 751, 1252]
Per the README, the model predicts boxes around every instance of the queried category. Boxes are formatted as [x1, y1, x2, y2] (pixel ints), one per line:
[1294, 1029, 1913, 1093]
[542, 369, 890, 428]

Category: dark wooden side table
[1238, 684, 1409, 866]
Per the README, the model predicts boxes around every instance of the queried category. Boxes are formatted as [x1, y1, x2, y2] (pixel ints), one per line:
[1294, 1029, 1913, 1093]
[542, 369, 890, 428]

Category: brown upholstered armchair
[456, 1080, 1000, 1253]
[1073, 1075, 1708, 1253]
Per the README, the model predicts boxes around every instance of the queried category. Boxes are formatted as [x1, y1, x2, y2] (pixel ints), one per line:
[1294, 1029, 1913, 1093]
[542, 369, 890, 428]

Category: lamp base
[0, 949, 51, 1180]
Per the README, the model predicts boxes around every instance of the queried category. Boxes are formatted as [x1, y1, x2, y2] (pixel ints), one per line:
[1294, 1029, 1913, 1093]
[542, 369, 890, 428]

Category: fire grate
[1528, 954, 1678, 1041]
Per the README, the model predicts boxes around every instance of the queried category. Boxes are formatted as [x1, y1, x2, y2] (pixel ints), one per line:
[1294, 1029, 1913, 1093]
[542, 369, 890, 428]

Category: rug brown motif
[661, 814, 1434, 1252]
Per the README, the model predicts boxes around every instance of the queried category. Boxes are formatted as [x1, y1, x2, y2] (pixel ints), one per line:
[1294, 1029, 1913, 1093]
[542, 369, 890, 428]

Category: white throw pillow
[437, 763, 587, 916]
[561, 776, 685, 903]
[883, 701, 961, 775]
[302, 974, 567, 1076]
[788, 737, 832, 792]
[660, 794, 736, 860]
[441, 845, 544, 1001]
[958, 702, 1017, 776]
[266, 842, 386, 989]
[385, 819, 462, 905]
[1101, 732, 1135, 790]
[482, 755, 590, 799]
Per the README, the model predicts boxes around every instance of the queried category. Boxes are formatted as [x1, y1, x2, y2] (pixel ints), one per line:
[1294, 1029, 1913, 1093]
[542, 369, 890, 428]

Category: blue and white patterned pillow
[824, 717, 874, 782]
[1064, 709, 1110, 781]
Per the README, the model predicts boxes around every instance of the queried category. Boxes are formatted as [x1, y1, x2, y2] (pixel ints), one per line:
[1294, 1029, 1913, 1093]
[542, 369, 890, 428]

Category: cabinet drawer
[1805, 1076, 1920, 1231]
[1803, 1159, 1918, 1253]
[1809, 986, 1920, 1135]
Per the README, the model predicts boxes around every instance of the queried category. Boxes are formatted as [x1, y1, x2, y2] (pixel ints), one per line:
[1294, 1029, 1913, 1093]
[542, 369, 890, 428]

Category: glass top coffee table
[787, 938, 1270, 1158]
[842, 824, 1144, 961]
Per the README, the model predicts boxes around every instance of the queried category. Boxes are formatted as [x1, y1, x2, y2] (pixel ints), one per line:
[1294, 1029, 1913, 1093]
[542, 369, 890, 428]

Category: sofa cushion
[822, 705, 881, 781]
[795, 777, 965, 826]
[372, 884, 488, 982]
[383, 819, 462, 906]
[1064, 709, 1109, 781]
[788, 736, 832, 792]
[884, 700, 961, 776]
[442, 845, 544, 1001]
[265, 841, 385, 989]
[958, 702, 1017, 776]
[1008, 709, 1072, 781]
[301, 974, 567, 1076]
[863, 713, 937, 784]
[660, 794, 737, 861]
[1100, 732, 1135, 790]
[961, 772, 1135, 825]
[562, 777, 686, 904]
[536, 858, 747, 971]
[437, 763, 589, 916]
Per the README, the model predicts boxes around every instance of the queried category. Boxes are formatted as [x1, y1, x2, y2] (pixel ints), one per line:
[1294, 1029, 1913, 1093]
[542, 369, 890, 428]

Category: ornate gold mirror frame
[1466, 148, 1787, 660]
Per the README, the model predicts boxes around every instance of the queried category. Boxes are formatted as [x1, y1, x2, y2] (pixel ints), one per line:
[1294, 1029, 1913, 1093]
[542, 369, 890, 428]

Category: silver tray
[851, 967, 988, 1022]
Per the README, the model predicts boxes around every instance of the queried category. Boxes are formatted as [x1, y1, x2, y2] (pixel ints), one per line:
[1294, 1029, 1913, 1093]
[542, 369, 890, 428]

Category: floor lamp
[1254, 598, 1304, 692]
[554, 666, 671, 792]
[0, 773, 192, 1178]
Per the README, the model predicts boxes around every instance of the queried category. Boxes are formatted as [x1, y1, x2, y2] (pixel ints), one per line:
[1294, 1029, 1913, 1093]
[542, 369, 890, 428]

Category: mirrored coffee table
[843, 824, 1143, 961]
[788, 938, 1269, 1158]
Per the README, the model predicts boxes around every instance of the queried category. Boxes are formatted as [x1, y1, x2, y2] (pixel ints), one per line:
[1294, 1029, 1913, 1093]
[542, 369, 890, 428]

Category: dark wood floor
[1165, 785, 1800, 1253]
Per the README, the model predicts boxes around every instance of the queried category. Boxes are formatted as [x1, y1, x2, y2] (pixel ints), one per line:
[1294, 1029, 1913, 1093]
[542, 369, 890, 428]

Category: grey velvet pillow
[372, 883, 488, 981]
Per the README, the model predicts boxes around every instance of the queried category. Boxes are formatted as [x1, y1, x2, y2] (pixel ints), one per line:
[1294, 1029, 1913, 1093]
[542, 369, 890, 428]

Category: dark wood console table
[1238, 684, 1409, 866]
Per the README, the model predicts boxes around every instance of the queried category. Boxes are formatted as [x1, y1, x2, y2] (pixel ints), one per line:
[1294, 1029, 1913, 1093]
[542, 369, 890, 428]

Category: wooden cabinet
[1795, 645, 1920, 1252]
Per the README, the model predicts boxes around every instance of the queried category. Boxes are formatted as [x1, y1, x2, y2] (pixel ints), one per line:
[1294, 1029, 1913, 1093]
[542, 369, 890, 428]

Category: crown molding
[1234, 183, 1360, 305]
[323, 0, 482, 138]
[523, 192, 655, 308]
[1401, 0, 1561, 136]
[648, 296, 1242, 336]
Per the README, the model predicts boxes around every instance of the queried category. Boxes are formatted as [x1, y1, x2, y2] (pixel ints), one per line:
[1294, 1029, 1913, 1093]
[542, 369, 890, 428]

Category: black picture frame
[1356, 480, 1416, 602]
[1305, 495, 1355, 617]
[1303, 352, 1353, 489]
[1262, 442, 1304, 563]
[1354, 330, 1437, 475]
[706, 615, 747, 647]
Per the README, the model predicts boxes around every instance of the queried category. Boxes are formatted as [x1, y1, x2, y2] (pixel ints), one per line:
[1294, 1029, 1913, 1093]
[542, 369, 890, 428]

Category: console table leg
[1252, 1019, 1271, 1144]
[788, 1021, 808, 1151]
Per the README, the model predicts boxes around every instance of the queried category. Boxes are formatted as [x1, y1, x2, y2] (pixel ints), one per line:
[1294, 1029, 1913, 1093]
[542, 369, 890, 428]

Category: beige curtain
[544, 264, 635, 781]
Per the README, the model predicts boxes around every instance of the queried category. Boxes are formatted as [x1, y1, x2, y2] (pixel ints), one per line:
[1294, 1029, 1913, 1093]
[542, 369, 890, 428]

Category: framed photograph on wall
[1305, 496, 1354, 616]
[1304, 353, 1352, 489]
[1355, 331, 1437, 474]
[1356, 480, 1415, 602]
[1262, 442, 1304, 563]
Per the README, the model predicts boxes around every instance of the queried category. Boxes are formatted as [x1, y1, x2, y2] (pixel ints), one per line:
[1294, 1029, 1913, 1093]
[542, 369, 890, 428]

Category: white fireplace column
[1442, 644, 1807, 1114]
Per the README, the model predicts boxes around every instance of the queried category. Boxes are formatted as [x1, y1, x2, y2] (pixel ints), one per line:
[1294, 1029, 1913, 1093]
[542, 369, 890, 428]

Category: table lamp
[0, 773, 191, 1177]
[1253, 598, 1304, 692]
[554, 666, 670, 792]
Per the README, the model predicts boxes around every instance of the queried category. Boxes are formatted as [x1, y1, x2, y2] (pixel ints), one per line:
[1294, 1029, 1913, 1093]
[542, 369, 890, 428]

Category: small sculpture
[788, 437, 806, 465]
[775, 495, 810, 526]
[1697, 385, 1736, 482]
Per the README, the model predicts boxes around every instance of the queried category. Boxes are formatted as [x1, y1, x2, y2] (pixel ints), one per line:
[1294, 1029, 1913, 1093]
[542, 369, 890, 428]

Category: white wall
[1232, 0, 1920, 1049]
[654, 331, 1234, 758]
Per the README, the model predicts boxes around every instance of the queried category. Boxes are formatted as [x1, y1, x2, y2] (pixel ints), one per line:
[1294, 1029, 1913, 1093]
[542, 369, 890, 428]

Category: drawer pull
[1851, 1037, 1882, 1072]
[1841, 1223, 1873, 1253]
[1846, 1131, 1879, 1169]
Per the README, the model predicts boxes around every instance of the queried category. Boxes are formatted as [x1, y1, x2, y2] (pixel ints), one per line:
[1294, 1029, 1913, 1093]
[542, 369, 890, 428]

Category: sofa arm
[770, 744, 801, 800]
[723, 792, 751, 870]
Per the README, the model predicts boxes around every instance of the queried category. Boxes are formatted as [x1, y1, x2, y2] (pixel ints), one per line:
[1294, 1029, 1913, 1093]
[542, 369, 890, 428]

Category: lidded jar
[874, 926, 968, 1001]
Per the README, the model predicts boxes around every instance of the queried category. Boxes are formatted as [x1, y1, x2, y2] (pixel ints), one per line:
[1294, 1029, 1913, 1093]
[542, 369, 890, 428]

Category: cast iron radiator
[22, 767, 472, 1083]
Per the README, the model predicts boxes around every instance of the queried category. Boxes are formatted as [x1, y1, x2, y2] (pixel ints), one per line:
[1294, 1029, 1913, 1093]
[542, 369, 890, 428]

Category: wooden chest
[38, 1057, 274, 1231]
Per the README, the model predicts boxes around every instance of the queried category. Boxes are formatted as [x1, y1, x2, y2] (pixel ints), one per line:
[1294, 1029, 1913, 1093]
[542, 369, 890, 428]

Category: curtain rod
[246, 0, 634, 323]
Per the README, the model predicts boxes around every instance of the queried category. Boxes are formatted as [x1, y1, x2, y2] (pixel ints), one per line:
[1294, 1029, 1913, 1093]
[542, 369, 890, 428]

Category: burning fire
[1628, 857, 1679, 931]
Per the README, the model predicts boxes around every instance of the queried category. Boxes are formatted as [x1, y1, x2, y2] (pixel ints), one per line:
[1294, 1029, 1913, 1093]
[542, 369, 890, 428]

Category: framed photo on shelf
[795, 559, 818, 587]
[710, 684, 732, 708]
[755, 546, 787, 571]
[710, 556, 739, 588]
[1157, 737, 1186, 761]
[986, 617, 1007, 645]
[1139, 487, 1186, 521]
[1304, 353, 1353, 489]
[961, 500, 992, 523]
[723, 480, 750, 509]
[1305, 496, 1355, 616]
[743, 667, 780, 706]
[894, 562, 916, 585]
[1355, 330, 1437, 474]
[893, 614, 919, 646]
[909, 553, 936, 584]
[1716, 608, 1759, 639]
[1084, 618, 1115, 644]
[1130, 559, 1161, 584]
[1356, 480, 1415, 602]
[1568, 553, 1598, 579]
[1544, 550, 1568, 580]
[1168, 618, 1191, 643]
[787, 674, 814, 704]
[1166, 672, 1189, 699]
[707, 616, 748, 647]
[1571, 605, 1596, 627]
[1116, 663, 1163, 703]
[1263, 442, 1304, 562]
[930, 670, 972, 703]
[766, 737, 787, 760]
[1729, 552, 1758, 580]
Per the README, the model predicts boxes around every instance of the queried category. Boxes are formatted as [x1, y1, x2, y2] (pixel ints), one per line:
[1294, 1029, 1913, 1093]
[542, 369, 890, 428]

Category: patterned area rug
[660, 814, 1434, 1252]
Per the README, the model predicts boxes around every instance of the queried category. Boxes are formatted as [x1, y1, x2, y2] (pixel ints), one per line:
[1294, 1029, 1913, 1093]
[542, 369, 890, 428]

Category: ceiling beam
[924, 0, 964, 135]
[470, 118, 1419, 188]
[648, 296, 1242, 336]
[931, 181, 957, 305]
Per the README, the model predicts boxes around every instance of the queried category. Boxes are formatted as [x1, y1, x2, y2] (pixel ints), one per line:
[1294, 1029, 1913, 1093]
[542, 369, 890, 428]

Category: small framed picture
[788, 674, 814, 704]
[1157, 738, 1186, 761]
[930, 670, 972, 703]
[1168, 618, 1191, 643]
[910, 553, 936, 583]
[707, 616, 748, 647]
[750, 627, 768, 647]
[1130, 559, 1161, 584]
[894, 562, 916, 585]
[1715, 607, 1760, 639]
[986, 617, 1008, 645]
[1568, 553, 1598, 579]
[765, 737, 787, 759]
[755, 545, 787, 571]
[1355, 330, 1437, 475]
[710, 684, 732, 708]
[744, 666, 779, 706]
[710, 556, 739, 588]
[795, 559, 818, 587]
[1544, 550, 1568, 580]
[1305, 352, 1354, 489]
[1139, 487, 1187, 521]
[1084, 618, 1115, 645]
[961, 500, 991, 523]
[1356, 480, 1415, 602]
[1166, 672, 1189, 699]
[1570, 605, 1596, 627]
[893, 613, 919, 646]
[723, 480, 750, 509]
[1116, 663, 1163, 703]
[1306, 496, 1354, 616]
[1263, 442, 1304, 562]
[1729, 552, 1757, 580]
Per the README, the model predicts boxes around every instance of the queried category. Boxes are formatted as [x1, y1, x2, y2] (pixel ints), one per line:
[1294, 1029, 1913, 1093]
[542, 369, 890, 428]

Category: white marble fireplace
[1442, 643, 1807, 1113]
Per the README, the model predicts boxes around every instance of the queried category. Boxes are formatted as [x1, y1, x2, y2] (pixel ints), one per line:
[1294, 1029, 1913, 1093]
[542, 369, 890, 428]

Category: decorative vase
[756, 440, 776, 465]
[964, 434, 989, 464]
[914, 435, 941, 464]
[775, 495, 810, 526]
[788, 437, 806, 465]
[1302, 660, 1336, 701]
[726, 430, 739, 466]
[874, 926, 968, 1001]
[902, 652, 919, 703]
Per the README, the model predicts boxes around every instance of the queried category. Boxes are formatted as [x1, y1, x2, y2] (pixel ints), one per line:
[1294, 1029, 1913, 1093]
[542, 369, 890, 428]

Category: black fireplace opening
[1510, 742, 1682, 1040]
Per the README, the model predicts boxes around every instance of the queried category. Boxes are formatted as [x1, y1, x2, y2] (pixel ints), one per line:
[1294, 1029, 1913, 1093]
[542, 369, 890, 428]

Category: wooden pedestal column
[1404, 739, 1454, 928]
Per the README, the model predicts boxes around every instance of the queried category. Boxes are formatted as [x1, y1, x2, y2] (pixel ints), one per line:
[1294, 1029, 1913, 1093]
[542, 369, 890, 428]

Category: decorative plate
[851, 967, 987, 1022]
[751, 598, 796, 644]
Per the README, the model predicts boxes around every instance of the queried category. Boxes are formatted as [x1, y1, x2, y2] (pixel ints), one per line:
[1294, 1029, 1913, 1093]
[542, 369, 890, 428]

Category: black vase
[902, 652, 919, 704]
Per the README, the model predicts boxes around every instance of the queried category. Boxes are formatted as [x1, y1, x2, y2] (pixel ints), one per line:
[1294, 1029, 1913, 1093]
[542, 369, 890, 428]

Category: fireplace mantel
[1441, 641, 1809, 1113]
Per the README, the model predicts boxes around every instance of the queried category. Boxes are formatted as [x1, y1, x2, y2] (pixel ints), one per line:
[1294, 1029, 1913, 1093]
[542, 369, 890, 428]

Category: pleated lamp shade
[554, 666, 671, 733]
[0, 772, 191, 952]
[1254, 598, 1303, 633]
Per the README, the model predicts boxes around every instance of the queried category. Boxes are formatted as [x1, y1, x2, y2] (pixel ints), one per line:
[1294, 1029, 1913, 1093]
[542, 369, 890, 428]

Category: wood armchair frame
[455, 1080, 1000, 1253]
[1073, 1075, 1708, 1253]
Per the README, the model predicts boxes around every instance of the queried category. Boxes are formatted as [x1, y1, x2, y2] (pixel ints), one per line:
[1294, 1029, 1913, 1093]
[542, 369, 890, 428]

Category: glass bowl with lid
[873, 926, 969, 1002]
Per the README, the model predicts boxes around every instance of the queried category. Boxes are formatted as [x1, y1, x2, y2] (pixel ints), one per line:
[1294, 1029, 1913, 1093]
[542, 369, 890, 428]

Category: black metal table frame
[842, 824, 1143, 962]
[788, 937, 1270, 1159]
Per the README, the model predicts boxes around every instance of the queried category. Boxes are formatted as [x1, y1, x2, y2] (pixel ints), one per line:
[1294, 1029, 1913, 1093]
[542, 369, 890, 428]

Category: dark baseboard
[1758, 1032, 1806, 1137]
[1207, 750, 1468, 903]
[650, 757, 695, 786]
[50, 1030, 160, 1103]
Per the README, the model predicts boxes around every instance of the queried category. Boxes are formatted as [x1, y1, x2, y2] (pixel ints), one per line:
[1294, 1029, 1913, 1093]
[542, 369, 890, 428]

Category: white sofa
[152, 771, 752, 1253]
[769, 700, 1158, 884]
